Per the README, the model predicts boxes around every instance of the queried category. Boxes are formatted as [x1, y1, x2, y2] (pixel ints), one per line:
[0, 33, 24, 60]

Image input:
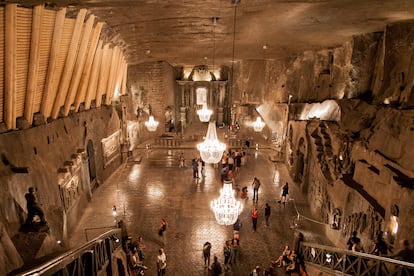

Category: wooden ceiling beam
[25, 5, 43, 125]
[51, 8, 87, 119]
[74, 21, 103, 112]
[63, 14, 95, 116]
[5, 4, 17, 130]
[41, 7, 66, 119]
[96, 44, 110, 108]
[84, 40, 103, 110]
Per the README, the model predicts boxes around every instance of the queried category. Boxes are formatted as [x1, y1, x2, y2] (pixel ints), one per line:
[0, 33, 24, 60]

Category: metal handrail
[16, 228, 123, 276]
[301, 242, 414, 276]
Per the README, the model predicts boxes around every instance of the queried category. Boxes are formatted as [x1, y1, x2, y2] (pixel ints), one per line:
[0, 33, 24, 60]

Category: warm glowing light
[197, 122, 226, 164]
[145, 115, 159, 131]
[391, 215, 398, 235]
[197, 104, 213, 122]
[253, 117, 265, 132]
[211, 180, 243, 225]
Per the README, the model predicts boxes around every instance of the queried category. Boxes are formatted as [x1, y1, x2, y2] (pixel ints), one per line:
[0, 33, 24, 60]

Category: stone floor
[69, 142, 333, 275]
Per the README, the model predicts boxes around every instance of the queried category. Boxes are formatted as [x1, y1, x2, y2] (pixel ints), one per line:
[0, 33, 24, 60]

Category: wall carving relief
[101, 130, 121, 168]
[58, 154, 83, 212]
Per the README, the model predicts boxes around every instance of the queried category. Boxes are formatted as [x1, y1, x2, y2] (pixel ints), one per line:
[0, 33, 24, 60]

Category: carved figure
[25, 187, 47, 226]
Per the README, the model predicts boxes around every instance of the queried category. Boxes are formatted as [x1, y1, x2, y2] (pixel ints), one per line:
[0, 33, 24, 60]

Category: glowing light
[197, 122, 226, 164]
[252, 117, 265, 132]
[145, 115, 159, 131]
[211, 180, 243, 225]
[197, 104, 213, 122]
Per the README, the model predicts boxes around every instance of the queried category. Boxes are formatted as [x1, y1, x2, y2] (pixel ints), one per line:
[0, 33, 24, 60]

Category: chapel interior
[1, 0, 414, 275]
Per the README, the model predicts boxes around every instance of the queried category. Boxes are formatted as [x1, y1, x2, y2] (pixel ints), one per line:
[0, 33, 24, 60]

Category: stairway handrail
[15, 228, 122, 276]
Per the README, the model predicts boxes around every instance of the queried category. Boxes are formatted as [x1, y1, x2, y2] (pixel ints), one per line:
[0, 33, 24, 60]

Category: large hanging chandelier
[197, 121, 226, 163]
[145, 104, 158, 131]
[197, 104, 213, 122]
[211, 179, 243, 225]
[253, 117, 265, 132]
[145, 115, 159, 131]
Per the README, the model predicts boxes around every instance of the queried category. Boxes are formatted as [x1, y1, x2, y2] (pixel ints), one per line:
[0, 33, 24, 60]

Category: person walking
[203, 241, 212, 268]
[156, 248, 167, 276]
[252, 205, 258, 232]
[192, 158, 199, 179]
[230, 234, 240, 265]
[223, 240, 232, 270]
[210, 255, 223, 276]
[252, 177, 261, 202]
[265, 203, 271, 227]
[279, 182, 289, 205]
[158, 218, 168, 245]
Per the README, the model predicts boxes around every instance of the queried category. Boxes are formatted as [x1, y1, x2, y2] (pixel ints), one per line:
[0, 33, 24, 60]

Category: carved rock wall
[0, 106, 122, 271]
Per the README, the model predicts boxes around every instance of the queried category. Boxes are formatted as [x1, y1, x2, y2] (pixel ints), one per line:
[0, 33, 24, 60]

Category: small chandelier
[211, 179, 243, 225]
[197, 121, 226, 164]
[197, 104, 213, 122]
[145, 115, 159, 131]
[253, 117, 265, 132]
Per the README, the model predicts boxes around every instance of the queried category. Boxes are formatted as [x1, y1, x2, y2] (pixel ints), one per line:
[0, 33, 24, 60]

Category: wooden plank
[96, 43, 110, 107]
[15, 7, 32, 118]
[41, 7, 66, 118]
[63, 14, 95, 116]
[51, 8, 87, 119]
[25, 5, 43, 124]
[73, 21, 103, 112]
[5, 4, 17, 130]
[105, 46, 120, 105]
[121, 59, 128, 95]
[84, 40, 103, 110]
[0, 8, 5, 123]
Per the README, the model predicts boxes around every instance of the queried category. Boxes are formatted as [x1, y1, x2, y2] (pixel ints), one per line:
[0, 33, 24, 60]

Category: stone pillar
[78, 149, 92, 201]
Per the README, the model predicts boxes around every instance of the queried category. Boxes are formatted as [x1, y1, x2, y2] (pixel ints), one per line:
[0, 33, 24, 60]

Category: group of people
[347, 230, 414, 263]
[202, 231, 241, 275]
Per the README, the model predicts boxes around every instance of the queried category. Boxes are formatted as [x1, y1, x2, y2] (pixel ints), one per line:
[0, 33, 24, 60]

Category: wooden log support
[96, 44, 110, 108]
[5, 4, 17, 130]
[74, 22, 103, 112]
[41, 7, 66, 119]
[51, 8, 87, 119]
[105, 46, 120, 105]
[63, 14, 95, 116]
[85, 40, 103, 110]
[25, 5, 43, 125]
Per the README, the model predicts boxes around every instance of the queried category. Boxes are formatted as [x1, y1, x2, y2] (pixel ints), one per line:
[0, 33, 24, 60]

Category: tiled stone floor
[69, 146, 332, 275]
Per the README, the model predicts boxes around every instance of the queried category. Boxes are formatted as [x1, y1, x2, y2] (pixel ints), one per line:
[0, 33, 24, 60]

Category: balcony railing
[15, 228, 123, 276]
[301, 242, 414, 276]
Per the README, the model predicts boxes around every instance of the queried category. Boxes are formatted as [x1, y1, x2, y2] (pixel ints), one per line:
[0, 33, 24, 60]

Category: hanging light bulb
[197, 121, 226, 163]
[211, 179, 243, 225]
[252, 117, 265, 132]
[197, 104, 213, 122]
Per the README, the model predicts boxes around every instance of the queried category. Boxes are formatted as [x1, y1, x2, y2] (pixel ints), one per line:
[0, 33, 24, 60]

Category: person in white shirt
[157, 247, 167, 275]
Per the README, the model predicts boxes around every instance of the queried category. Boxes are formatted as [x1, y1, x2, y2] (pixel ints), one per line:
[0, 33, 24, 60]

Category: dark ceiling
[10, 0, 414, 66]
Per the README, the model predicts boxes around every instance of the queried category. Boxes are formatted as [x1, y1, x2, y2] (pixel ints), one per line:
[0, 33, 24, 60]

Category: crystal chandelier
[145, 115, 159, 131]
[253, 117, 265, 132]
[211, 179, 243, 225]
[197, 104, 213, 122]
[197, 121, 226, 164]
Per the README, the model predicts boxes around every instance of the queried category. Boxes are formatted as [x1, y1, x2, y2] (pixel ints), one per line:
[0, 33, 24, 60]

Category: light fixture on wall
[197, 121, 226, 163]
[197, 103, 213, 122]
[211, 179, 243, 225]
[145, 105, 159, 131]
[253, 117, 265, 132]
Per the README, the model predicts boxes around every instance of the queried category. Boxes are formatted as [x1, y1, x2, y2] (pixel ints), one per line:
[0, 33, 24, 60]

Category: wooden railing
[301, 242, 414, 276]
[15, 228, 123, 276]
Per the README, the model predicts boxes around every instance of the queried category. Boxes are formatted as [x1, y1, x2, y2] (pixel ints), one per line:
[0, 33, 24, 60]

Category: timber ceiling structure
[8, 0, 414, 67]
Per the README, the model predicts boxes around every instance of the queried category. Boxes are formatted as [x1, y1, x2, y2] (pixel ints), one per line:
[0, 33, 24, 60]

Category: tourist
[252, 177, 261, 202]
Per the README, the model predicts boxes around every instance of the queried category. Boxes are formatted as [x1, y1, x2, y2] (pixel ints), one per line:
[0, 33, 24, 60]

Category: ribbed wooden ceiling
[0, 4, 127, 131]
